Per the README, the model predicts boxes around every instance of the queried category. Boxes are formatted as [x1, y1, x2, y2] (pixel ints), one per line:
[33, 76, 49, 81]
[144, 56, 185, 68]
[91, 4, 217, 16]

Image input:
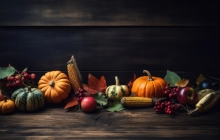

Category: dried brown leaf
[88, 73, 99, 90]
[127, 74, 137, 95]
[127, 74, 136, 88]
[175, 78, 189, 87]
[196, 74, 206, 86]
[82, 84, 98, 94]
[64, 96, 79, 109]
[82, 74, 107, 95]
[98, 76, 107, 94]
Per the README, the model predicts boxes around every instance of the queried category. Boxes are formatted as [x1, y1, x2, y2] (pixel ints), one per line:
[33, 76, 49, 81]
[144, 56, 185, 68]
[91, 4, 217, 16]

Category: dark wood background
[1, 0, 220, 139]
[1, 0, 220, 85]
[1, 26, 220, 85]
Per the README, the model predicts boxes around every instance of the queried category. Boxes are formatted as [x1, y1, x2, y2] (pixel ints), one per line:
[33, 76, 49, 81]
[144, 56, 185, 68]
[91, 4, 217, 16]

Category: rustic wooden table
[1, 102, 220, 140]
[1, 1, 220, 139]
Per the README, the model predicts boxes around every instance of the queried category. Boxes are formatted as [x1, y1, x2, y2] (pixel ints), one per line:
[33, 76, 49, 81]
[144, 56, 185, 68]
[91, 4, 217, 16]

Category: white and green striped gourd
[106, 76, 130, 101]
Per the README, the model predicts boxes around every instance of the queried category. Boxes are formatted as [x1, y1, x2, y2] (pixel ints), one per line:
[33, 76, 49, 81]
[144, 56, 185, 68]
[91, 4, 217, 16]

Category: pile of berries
[5, 71, 36, 88]
[164, 83, 180, 100]
[154, 101, 182, 115]
[153, 83, 184, 115]
[74, 88, 87, 102]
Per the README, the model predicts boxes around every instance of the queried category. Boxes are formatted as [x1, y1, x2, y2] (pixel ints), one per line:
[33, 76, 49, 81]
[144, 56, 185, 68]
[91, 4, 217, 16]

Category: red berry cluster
[6, 71, 36, 88]
[164, 83, 180, 100]
[154, 101, 182, 115]
[75, 88, 87, 102]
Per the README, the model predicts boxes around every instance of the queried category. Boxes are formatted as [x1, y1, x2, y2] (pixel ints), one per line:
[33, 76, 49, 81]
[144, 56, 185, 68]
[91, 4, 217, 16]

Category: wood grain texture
[1, 1, 220, 139]
[0, 0, 220, 26]
[1, 27, 220, 73]
[1, 103, 220, 139]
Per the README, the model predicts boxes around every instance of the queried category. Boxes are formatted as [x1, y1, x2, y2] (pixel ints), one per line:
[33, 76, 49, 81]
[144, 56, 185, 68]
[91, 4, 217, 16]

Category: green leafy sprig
[92, 92, 124, 112]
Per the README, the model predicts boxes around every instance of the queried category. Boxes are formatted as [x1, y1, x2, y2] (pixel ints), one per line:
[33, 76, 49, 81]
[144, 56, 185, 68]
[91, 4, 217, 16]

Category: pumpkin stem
[3, 96, 7, 102]
[115, 76, 120, 86]
[27, 86, 32, 92]
[49, 81, 55, 87]
[143, 70, 153, 81]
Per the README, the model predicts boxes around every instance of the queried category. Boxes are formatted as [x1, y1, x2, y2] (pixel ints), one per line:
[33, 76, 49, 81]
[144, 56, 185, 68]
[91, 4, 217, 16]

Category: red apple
[81, 97, 97, 112]
[177, 86, 197, 105]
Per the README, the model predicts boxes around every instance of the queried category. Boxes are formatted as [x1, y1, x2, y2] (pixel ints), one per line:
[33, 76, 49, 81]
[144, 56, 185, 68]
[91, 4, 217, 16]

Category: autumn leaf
[99, 76, 107, 94]
[82, 84, 98, 95]
[64, 96, 79, 109]
[196, 74, 206, 86]
[87, 74, 99, 91]
[82, 73, 107, 95]
[175, 78, 189, 87]
[127, 74, 136, 90]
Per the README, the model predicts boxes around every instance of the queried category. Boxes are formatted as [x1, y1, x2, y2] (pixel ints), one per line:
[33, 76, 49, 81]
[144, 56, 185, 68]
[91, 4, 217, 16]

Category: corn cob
[121, 97, 153, 107]
[67, 55, 82, 92]
[188, 91, 220, 116]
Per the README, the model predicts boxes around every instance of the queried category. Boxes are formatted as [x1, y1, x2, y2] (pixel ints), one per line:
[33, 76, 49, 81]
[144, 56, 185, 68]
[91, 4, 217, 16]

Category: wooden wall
[1, 0, 220, 85]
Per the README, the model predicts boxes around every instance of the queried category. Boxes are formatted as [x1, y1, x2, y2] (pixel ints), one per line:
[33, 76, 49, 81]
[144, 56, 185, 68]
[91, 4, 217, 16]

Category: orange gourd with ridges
[0, 97, 15, 115]
[131, 70, 166, 98]
[38, 70, 71, 103]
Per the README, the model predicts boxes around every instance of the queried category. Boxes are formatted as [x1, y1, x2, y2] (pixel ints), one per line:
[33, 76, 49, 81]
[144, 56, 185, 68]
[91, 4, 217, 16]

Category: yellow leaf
[196, 74, 206, 86]
[175, 79, 189, 87]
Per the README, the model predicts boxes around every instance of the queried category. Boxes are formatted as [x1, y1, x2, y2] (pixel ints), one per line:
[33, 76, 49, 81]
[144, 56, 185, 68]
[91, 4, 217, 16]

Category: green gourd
[106, 76, 130, 101]
[11, 86, 45, 111]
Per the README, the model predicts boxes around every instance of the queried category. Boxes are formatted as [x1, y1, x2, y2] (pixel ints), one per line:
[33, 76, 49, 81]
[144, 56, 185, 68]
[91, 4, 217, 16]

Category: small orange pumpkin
[0, 96, 15, 115]
[38, 70, 71, 103]
[131, 70, 166, 98]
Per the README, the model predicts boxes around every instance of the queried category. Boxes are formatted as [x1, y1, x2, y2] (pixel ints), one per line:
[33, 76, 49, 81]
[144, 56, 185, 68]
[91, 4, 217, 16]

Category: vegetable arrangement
[0, 55, 220, 117]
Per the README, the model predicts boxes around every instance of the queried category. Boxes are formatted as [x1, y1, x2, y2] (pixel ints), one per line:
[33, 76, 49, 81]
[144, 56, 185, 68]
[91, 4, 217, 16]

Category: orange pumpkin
[131, 70, 166, 98]
[0, 97, 15, 115]
[38, 70, 71, 103]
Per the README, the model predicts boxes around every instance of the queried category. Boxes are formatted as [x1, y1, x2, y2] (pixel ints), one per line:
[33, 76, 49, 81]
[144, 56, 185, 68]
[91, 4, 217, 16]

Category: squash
[0, 96, 15, 115]
[106, 76, 129, 101]
[11, 86, 45, 111]
[131, 70, 166, 98]
[38, 70, 71, 103]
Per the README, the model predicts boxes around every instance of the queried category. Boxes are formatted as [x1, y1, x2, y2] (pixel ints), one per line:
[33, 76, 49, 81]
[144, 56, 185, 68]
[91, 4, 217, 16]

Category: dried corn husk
[67, 55, 82, 92]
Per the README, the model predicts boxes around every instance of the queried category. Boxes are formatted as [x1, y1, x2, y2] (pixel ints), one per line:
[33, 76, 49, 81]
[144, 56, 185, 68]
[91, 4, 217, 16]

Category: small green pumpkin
[11, 86, 45, 111]
[106, 76, 130, 101]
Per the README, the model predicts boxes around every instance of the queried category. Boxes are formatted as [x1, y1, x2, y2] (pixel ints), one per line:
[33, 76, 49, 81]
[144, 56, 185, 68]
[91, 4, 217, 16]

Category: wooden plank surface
[1, 27, 220, 73]
[1, 103, 220, 139]
[1, 1, 220, 139]
[0, 0, 220, 26]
